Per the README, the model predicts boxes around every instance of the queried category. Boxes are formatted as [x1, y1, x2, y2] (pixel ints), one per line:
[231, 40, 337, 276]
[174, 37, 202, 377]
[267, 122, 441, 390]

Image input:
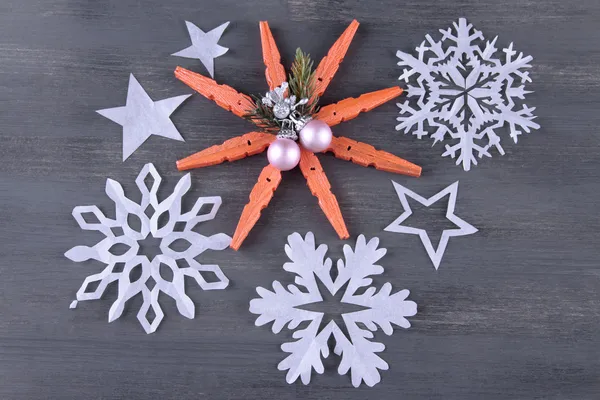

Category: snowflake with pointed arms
[65, 163, 231, 334]
[396, 17, 540, 171]
[250, 232, 417, 387]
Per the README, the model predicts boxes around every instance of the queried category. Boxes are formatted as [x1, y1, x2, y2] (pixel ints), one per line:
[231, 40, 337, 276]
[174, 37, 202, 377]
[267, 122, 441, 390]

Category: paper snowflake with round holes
[65, 163, 231, 333]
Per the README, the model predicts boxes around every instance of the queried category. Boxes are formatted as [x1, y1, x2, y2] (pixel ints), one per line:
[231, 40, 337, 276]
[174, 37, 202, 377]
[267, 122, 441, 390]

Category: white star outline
[172, 21, 230, 78]
[384, 181, 477, 269]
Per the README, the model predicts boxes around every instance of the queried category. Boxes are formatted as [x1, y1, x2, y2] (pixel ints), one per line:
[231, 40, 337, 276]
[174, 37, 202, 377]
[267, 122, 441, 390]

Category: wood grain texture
[176, 131, 275, 170]
[175, 66, 253, 117]
[298, 148, 349, 240]
[230, 164, 282, 250]
[1, 0, 600, 399]
[313, 19, 360, 98]
[327, 135, 422, 177]
[315, 86, 403, 127]
[259, 21, 287, 90]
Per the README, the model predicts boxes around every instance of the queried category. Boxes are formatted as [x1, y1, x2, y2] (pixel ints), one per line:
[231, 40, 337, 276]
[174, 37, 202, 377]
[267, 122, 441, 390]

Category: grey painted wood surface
[1, 0, 599, 398]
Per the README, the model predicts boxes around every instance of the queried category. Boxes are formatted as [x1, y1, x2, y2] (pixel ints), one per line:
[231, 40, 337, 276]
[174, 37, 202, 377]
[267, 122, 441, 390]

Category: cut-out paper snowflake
[396, 17, 540, 171]
[65, 163, 231, 334]
[250, 232, 417, 388]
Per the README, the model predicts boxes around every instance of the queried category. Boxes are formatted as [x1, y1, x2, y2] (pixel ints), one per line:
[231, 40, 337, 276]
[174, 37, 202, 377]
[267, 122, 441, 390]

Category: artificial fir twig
[288, 48, 319, 115]
[244, 95, 281, 133]
[244, 48, 319, 132]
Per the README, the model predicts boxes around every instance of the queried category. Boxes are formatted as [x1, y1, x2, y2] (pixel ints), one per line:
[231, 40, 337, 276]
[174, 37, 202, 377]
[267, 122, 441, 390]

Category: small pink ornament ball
[267, 138, 301, 171]
[299, 119, 333, 153]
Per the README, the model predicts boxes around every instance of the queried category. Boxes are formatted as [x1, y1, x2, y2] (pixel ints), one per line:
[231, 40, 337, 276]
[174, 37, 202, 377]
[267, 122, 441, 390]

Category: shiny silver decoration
[289, 112, 312, 132]
[276, 119, 298, 141]
[261, 83, 310, 139]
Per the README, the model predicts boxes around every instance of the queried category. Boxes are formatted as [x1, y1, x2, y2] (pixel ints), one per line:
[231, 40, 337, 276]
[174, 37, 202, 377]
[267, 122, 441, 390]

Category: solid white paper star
[172, 21, 230, 78]
[384, 181, 477, 269]
[97, 74, 191, 161]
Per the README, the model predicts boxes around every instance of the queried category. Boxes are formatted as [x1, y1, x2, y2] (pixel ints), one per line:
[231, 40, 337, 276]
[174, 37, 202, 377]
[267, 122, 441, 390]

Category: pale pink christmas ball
[267, 138, 301, 171]
[299, 119, 333, 153]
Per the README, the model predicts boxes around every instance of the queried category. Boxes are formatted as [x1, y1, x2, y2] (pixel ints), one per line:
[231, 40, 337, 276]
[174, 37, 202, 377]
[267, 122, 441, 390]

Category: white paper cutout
[65, 163, 231, 334]
[250, 232, 417, 388]
[172, 21, 230, 78]
[396, 18, 540, 171]
[384, 181, 477, 269]
[97, 74, 191, 161]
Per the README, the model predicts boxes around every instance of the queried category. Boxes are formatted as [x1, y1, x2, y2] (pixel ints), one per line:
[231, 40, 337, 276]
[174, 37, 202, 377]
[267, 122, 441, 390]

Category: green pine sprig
[244, 94, 281, 133]
[244, 48, 319, 132]
[288, 48, 319, 116]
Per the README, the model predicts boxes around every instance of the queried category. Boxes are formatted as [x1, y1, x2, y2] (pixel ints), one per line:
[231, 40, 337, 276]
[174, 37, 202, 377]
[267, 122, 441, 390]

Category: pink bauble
[299, 119, 333, 153]
[267, 138, 301, 171]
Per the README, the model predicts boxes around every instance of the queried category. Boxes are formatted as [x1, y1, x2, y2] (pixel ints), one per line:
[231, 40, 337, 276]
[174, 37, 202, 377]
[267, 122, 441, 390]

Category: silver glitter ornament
[289, 112, 312, 132]
[261, 82, 310, 141]
[276, 119, 298, 141]
[262, 82, 292, 119]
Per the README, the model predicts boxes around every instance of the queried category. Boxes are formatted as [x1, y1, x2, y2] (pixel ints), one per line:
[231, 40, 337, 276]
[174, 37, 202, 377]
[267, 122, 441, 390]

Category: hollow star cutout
[97, 74, 191, 161]
[173, 20, 422, 250]
[172, 21, 230, 78]
[296, 280, 371, 338]
[384, 181, 477, 269]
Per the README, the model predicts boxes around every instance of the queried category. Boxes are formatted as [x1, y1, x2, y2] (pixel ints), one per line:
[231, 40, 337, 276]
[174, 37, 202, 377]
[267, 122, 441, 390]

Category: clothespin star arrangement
[174, 20, 422, 250]
[61, 16, 543, 387]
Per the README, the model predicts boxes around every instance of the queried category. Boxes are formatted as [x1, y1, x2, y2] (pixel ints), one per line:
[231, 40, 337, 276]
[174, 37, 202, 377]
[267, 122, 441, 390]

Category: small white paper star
[172, 21, 230, 78]
[97, 74, 191, 161]
[385, 181, 477, 269]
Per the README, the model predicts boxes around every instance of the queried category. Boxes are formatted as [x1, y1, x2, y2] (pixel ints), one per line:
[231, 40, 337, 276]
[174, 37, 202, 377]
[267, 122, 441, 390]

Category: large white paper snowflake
[250, 232, 417, 388]
[396, 18, 540, 171]
[65, 163, 231, 334]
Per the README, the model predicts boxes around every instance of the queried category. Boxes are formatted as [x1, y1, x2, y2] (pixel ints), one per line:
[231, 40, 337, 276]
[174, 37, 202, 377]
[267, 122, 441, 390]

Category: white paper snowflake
[65, 163, 231, 334]
[396, 18, 540, 171]
[250, 232, 417, 388]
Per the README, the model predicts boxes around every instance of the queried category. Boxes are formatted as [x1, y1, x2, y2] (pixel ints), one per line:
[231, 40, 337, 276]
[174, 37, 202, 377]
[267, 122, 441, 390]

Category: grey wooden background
[1, 0, 599, 399]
